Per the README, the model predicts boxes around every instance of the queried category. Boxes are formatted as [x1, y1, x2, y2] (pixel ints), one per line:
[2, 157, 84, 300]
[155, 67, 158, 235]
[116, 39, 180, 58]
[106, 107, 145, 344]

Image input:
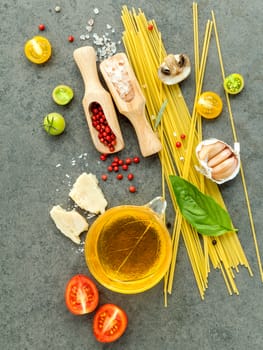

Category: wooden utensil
[100, 53, 162, 157]
[73, 46, 124, 154]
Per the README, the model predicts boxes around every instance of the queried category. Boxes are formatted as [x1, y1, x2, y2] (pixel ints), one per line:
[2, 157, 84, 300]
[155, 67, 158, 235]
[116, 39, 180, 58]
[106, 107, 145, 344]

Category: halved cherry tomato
[196, 91, 223, 119]
[93, 304, 128, 343]
[52, 85, 74, 105]
[224, 73, 244, 95]
[65, 274, 99, 315]
[24, 36, 52, 64]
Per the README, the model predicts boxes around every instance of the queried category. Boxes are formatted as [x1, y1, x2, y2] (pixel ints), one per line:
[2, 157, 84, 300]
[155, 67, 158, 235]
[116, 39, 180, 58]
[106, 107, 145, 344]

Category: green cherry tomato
[43, 112, 66, 135]
[224, 73, 244, 95]
[52, 85, 74, 105]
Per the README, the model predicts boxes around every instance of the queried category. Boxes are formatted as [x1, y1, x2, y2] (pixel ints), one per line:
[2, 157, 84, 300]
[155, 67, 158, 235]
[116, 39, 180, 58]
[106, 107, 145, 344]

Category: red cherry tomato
[93, 304, 128, 343]
[65, 274, 99, 315]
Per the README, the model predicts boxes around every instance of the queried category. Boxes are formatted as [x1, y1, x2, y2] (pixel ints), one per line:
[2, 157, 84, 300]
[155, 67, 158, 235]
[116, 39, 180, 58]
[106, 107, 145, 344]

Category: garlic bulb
[195, 138, 240, 184]
[158, 54, 191, 85]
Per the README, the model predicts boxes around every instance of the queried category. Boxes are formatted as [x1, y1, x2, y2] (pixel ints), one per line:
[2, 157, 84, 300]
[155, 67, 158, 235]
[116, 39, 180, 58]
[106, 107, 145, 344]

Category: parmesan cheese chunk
[69, 172, 107, 214]
[50, 205, 89, 244]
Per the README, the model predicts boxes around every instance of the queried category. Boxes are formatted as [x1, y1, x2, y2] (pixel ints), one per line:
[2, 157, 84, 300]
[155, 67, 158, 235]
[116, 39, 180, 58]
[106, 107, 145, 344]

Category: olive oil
[85, 202, 172, 293]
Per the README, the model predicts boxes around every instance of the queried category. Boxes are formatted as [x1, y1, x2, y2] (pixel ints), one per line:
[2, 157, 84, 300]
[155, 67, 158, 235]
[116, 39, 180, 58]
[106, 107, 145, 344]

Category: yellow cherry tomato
[196, 91, 223, 119]
[24, 36, 52, 64]
[224, 73, 244, 95]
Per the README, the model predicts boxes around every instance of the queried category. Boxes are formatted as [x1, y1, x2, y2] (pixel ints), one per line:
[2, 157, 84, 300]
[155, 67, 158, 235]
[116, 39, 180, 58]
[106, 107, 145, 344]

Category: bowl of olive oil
[84, 197, 172, 294]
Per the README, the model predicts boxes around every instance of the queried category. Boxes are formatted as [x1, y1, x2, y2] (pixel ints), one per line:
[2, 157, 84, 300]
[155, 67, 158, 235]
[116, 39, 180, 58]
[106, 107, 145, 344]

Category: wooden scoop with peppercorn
[73, 46, 124, 154]
[100, 53, 162, 157]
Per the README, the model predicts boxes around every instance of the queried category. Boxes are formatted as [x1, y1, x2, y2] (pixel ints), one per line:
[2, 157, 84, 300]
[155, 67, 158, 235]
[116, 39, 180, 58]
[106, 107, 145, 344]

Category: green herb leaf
[169, 175, 237, 236]
[154, 99, 168, 130]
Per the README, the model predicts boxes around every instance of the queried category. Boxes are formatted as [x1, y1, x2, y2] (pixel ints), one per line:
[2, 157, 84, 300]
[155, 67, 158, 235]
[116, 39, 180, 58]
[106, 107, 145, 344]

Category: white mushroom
[158, 54, 191, 85]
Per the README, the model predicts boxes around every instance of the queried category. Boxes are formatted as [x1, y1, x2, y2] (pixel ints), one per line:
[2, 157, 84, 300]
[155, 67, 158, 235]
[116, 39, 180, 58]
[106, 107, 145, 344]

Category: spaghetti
[121, 5, 254, 302]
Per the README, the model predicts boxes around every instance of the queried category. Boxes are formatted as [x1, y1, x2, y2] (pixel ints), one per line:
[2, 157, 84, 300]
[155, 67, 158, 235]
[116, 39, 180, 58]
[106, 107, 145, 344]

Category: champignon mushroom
[158, 53, 191, 85]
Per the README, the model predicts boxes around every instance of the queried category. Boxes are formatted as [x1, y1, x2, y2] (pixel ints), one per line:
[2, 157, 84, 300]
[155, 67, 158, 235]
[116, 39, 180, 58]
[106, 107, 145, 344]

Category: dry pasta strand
[121, 5, 253, 302]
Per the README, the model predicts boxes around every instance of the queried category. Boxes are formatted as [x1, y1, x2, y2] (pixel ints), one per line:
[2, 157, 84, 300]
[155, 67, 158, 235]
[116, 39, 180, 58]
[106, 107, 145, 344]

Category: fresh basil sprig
[169, 175, 237, 236]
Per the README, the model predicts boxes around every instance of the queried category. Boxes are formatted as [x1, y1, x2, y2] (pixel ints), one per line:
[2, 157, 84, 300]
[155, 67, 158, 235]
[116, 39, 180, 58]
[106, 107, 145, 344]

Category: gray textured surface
[1, 1, 262, 349]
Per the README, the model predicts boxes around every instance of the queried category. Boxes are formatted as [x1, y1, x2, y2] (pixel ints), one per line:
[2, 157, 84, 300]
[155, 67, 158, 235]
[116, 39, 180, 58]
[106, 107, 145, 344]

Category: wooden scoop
[73, 46, 124, 154]
[100, 53, 162, 157]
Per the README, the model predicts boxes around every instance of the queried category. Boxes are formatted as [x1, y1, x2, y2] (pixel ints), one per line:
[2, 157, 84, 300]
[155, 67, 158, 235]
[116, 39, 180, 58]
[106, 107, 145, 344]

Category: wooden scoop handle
[73, 46, 124, 153]
[73, 46, 103, 94]
[100, 53, 162, 157]
[124, 96, 162, 157]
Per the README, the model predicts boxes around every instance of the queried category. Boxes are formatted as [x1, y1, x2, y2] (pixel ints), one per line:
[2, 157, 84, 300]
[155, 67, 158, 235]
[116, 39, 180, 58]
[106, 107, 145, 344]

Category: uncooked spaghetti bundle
[121, 5, 253, 302]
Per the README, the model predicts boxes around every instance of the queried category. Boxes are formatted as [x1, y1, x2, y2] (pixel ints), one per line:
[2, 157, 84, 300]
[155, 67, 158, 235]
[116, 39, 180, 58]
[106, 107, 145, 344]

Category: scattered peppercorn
[68, 35, 74, 42]
[212, 239, 217, 245]
[176, 141, 182, 148]
[38, 24, 45, 31]
[100, 154, 107, 161]
[148, 24, 154, 31]
[129, 185, 136, 193]
[99, 154, 140, 193]
[166, 222, 172, 229]
[180, 133, 186, 140]
[125, 157, 132, 165]
[133, 156, 140, 164]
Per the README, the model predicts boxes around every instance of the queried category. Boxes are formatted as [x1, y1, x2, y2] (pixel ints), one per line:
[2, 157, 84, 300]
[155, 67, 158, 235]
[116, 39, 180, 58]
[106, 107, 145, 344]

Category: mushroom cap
[158, 54, 191, 85]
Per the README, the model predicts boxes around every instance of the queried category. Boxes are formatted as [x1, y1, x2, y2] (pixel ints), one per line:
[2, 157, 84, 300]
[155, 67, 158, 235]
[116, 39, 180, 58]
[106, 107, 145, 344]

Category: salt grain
[88, 18, 94, 26]
[86, 25, 93, 32]
[93, 8, 99, 14]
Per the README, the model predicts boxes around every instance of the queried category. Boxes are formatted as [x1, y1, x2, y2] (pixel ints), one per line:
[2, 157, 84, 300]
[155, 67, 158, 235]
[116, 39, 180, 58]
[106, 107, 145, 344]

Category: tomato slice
[224, 73, 244, 94]
[24, 36, 52, 64]
[93, 304, 128, 343]
[52, 85, 74, 105]
[65, 274, 99, 315]
[196, 91, 223, 119]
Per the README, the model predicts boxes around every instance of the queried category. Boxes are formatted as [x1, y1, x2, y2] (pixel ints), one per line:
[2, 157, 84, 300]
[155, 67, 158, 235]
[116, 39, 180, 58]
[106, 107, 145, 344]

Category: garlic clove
[198, 141, 226, 162]
[195, 138, 240, 184]
[211, 156, 238, 181]
[207, 147, 233, 168]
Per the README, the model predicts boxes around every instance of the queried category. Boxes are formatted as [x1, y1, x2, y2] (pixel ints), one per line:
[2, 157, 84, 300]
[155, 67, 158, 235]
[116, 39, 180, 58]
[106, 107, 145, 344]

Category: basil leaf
[169, 175, 237, 236]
